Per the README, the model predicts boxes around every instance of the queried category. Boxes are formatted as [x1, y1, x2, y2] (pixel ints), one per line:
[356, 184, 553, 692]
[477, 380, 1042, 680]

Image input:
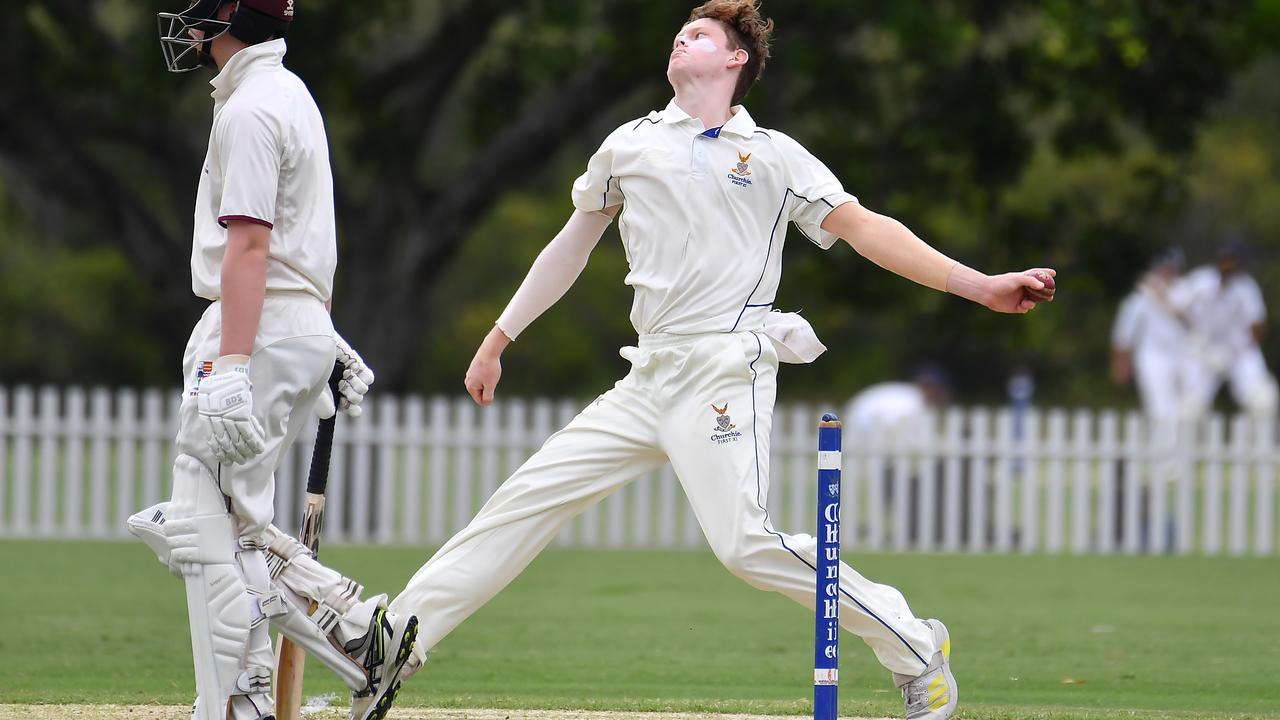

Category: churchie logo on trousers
[710, 403, 743, 444]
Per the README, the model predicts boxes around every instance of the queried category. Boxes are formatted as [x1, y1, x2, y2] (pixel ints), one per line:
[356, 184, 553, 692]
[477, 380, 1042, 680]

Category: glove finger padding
[333, 332, 375, 417]
[197, 359, 266, 465]
[206, 418, 240, 465]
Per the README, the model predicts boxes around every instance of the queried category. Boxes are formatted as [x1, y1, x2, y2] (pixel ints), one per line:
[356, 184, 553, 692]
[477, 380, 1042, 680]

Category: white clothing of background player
[126, 3, 417, 719]
[1176, 243, 1277, 417]
[367, 3, 1055, 720]
[1110, 250, 1196, 418]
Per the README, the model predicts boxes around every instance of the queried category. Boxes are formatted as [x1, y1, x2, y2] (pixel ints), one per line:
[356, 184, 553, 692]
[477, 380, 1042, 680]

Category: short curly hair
[686, 0, 775, 105]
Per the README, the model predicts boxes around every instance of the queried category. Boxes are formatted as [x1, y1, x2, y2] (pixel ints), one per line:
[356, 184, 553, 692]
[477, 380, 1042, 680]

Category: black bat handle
[306, 363, 344, 495]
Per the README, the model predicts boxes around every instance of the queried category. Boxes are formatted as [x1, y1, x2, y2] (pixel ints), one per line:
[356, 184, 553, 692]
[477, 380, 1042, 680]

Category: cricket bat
[276, 364, 344, 720]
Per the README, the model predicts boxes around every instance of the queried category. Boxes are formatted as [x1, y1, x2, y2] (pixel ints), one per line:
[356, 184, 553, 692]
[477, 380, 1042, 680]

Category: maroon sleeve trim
[218, 215, 274, 229]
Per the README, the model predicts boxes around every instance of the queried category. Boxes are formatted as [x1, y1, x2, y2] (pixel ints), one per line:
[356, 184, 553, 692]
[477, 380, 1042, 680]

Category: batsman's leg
[165, 454, 270, 720]
[264, 524, 419, 718]
[129, 505, 416, 700]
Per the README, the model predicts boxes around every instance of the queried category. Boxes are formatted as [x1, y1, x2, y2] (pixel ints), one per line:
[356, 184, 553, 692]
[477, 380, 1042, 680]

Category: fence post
[140, 389, 165, 510]
[1255, 416, 1275, 556]
[1018, 409, 1042, 554]
[1122, 413, 1142, 554]
[967, 408, 990, 553]
[401, 396, 425, 545]
[916, 411, 938, 552]
[1045, 410, 1067, 554]
[1228, 415, 1250, 557]
[114, 389, 138, 539]
[64, 388, 86, 538]
[1070, 410, 1092, 554]
[1096, 411, 1118, 554]
[12, 387, 35, 536]
[376, 395, 398, 545]
[37, 386, 60, 537]
[993, 409, 1014, 553]
[1147, 418, 1175, 554]
[1202, 415, 1225, 555]
[942, 409, 964, 553]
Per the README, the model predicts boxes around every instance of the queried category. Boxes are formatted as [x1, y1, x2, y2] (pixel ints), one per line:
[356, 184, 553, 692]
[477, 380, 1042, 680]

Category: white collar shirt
[571, 99, 856, 336]
[191, 38, 336, 302]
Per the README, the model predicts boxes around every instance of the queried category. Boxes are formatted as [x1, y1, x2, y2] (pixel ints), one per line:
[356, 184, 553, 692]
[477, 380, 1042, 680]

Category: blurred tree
[0, 0, 1274, 401]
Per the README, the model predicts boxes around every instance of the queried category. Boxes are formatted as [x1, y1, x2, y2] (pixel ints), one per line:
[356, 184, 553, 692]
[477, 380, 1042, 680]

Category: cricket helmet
[158, 0, 294, 73]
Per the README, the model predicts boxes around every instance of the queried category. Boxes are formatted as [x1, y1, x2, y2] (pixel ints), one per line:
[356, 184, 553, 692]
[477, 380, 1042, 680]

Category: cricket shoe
[893, 619, 957, 720]
[345, 607, 419, 720]
[349, 649, 424, 720]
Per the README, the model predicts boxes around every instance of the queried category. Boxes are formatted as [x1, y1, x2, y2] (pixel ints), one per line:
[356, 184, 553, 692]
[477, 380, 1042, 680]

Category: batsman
[126, 2, 416, 719]
[372, 3, 1055, 720]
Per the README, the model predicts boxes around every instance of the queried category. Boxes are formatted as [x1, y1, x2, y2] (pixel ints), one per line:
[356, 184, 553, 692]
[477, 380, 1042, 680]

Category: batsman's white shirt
[572, 101, 856, 335]
[191, 38, 337, 303]
[390, 100, 939, 678]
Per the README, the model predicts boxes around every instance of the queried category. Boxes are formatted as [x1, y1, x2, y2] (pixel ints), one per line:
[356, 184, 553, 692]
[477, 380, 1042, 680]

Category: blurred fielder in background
[125, 2, 416, 719]
[368, 3, 1056, 720]
[1110, 249, 1195, 418]
[1178, 241, 1277, 418]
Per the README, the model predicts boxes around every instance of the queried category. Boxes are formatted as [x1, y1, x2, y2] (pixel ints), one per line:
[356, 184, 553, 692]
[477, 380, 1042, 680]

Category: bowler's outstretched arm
[820, 201, 1056, 314]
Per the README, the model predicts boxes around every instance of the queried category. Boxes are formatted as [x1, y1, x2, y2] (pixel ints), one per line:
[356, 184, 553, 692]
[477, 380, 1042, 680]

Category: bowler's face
[668, 19, 735, 80]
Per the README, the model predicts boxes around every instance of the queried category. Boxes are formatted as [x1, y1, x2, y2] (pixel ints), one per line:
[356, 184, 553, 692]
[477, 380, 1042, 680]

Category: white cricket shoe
[893, 619, 958, 720]
[345, 607, 419, 720]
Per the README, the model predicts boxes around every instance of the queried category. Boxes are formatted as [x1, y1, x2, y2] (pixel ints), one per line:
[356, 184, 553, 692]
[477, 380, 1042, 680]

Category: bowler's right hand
[464, 326, 512, 406]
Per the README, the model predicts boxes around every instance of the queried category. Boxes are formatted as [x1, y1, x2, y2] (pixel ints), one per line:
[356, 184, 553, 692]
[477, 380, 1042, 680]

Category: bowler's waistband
[636, 330, 759, 351]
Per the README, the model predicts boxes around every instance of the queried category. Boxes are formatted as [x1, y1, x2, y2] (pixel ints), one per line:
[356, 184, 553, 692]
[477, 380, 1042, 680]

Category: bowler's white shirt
[572, 100, 856, 336]
[191, 39, 336, 302]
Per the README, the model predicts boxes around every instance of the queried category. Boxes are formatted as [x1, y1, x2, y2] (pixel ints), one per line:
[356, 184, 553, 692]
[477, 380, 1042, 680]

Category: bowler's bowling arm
[820, 202, 1055, 314]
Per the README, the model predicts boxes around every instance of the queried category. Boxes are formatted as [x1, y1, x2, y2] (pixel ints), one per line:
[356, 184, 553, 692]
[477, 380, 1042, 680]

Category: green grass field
[1, 540, 1276, 719]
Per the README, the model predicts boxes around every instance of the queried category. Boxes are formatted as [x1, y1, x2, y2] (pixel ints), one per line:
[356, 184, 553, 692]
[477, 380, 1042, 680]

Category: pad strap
[234, 665, 272, 695]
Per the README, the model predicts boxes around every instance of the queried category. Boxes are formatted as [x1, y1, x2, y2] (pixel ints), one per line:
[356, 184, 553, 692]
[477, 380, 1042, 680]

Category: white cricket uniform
[1176, 266, 1276, 415]
[390, 101, 938, 676]
[1110, 279, 1194, 418]
[849, 382, 928, 434]
[178, 37, 337, 542]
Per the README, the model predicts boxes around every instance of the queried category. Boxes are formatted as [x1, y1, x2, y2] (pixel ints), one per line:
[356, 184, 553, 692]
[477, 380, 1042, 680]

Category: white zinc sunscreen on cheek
[689, 37, 717, 53]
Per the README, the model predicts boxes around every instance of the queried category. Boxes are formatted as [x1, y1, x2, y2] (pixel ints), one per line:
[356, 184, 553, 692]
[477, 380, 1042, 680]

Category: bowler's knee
[711, 538, 772, 589]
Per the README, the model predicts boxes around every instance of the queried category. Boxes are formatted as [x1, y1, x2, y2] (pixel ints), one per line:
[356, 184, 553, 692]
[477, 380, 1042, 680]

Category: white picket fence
[0, 385, 1277, 555]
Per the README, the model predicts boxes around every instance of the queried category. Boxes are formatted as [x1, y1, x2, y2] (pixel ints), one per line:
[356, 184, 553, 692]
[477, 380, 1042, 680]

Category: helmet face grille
[156, 2, 232, 73]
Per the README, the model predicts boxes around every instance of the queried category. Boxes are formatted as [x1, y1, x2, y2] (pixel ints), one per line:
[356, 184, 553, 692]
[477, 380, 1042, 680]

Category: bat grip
[306, 363, 344, 496]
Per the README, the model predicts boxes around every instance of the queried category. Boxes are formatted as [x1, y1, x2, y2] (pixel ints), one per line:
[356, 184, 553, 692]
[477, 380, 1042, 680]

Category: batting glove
[198, 355, 266, 465]
[334, 332, 375, 417]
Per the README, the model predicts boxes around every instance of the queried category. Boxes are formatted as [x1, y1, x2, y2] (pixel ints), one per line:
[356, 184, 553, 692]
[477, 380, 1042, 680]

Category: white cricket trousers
[390, 331, 937, 676]
[175, 291, 335, 539]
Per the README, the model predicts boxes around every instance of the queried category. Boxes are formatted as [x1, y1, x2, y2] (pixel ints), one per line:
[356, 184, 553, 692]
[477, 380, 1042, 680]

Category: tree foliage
[1, 1, 1276, 405]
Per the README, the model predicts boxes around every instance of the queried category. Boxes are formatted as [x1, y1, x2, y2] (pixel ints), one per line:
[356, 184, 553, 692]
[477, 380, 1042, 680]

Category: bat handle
[306, 363, 344, 495]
